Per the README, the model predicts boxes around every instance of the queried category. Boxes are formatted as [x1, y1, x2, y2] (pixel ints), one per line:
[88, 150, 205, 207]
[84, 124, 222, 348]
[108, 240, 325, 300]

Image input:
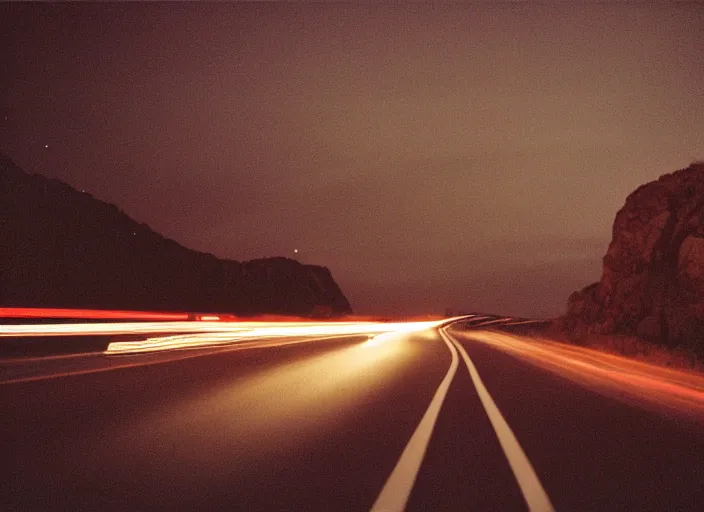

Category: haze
[2, 3, 703, 316]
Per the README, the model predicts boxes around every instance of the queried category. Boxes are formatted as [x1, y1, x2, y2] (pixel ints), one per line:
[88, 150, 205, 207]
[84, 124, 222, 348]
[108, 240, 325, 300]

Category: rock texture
[0, 153, 352, 316]
[563, 162, 704, 353]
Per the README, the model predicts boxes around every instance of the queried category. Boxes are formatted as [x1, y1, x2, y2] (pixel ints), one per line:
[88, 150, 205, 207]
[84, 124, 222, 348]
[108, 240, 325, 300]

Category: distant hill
[0, 153, 352, 316]
[563, 162, 704, 356]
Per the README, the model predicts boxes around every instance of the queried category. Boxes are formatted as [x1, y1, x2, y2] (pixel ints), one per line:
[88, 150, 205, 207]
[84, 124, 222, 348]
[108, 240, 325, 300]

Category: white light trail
[103, 320, 445, 354]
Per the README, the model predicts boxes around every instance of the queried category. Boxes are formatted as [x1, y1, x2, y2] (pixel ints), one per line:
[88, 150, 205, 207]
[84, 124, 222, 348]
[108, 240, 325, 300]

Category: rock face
[563, 162, 704, 353]
[0, 153, 352, 316]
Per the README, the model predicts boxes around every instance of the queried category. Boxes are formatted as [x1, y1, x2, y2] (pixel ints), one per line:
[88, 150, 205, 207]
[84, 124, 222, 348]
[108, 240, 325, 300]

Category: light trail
[0, 307, 191, 321]
[0, 318, 447, 353]
[104, 320, 445, 354]
[451, 329, 704, 419]
[0, 334, 374, 385]
[0, 320, 443, 337]
[0, 320, 448, 382]
[1, 320, 249, 337]
[443, 329, 554, 512]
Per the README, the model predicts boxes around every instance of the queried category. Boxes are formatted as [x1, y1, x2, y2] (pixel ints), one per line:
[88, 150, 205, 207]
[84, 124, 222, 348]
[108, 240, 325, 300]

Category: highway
[2, 315, 704, 511]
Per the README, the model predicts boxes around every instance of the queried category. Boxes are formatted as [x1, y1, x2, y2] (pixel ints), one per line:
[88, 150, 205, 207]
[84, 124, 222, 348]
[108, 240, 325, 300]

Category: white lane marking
[442, 328, 555, 512]
[370, 331, 459, 512]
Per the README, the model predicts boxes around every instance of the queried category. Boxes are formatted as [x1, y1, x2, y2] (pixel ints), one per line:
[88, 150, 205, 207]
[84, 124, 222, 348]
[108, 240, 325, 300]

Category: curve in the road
[371, 321, 554, 512]
[443, 327, 554, 512]
[370, 329, 459, 511]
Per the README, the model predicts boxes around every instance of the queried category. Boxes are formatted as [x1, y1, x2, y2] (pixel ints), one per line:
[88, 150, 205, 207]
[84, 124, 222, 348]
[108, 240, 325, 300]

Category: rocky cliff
[0, 153, 352, 316]
[563, 162, 704, 355]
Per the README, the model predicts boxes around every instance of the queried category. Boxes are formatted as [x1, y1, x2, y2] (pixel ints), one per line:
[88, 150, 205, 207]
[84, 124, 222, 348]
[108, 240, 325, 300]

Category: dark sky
[2, 3, 703, 317]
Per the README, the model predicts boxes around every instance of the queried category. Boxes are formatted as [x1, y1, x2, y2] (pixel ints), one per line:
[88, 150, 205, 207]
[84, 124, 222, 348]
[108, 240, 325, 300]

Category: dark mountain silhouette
[0, 153, 352, 316]
[563, 162, 704, 357]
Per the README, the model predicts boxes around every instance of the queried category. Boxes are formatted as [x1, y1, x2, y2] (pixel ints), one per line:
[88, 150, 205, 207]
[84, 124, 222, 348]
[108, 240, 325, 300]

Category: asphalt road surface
[2, 317, 704, 511]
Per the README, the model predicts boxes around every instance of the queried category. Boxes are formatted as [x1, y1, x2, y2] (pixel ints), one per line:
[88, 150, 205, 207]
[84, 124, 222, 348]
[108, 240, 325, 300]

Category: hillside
[0, 153, 352, 316]
[563, 162, 704, 358]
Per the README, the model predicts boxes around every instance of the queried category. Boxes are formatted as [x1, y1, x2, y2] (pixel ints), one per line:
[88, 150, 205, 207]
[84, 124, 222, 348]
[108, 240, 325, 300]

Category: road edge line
[442, 328, 555, 512]
[370, 330, 459, 512]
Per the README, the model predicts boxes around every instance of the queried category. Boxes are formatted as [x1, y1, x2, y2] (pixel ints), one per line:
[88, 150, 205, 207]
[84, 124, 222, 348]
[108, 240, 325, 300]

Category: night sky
[2, 3, 703, 317]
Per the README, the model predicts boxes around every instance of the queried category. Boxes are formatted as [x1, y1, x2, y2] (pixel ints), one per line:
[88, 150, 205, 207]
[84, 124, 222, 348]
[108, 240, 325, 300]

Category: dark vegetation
[0, 153, 352, 317]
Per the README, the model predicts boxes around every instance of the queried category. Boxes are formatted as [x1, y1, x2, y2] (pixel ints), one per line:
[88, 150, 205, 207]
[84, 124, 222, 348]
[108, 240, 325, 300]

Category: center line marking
[370, 330, 459, 512]
[442, 328, 555, 512]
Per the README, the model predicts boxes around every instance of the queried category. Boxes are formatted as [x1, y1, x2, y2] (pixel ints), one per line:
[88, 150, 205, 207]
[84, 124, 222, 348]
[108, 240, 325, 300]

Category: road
[2, 316, 704, 511]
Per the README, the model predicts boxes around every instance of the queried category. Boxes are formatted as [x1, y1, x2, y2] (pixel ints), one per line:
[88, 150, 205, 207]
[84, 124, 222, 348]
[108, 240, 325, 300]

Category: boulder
[636, 315, 661, 341]
[563, 162, 704, 349]
[678, 235, 704, 294]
